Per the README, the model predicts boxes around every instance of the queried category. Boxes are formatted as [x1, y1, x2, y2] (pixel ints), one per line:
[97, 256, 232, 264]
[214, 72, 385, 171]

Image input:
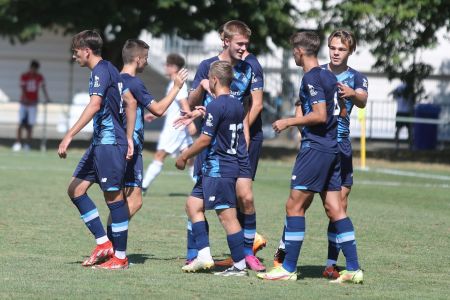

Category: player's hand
[173, 108, 203, 129]
[337, 82, 356, 99]
[272, 119, 289, 134]
[200, 79, 213, 96]
[126, 138, 134, 160]
[144, 113, 157, 122]
[58, 134, 72, 159]
[175, 156, 187, 170]
[174, 68, 188, 89]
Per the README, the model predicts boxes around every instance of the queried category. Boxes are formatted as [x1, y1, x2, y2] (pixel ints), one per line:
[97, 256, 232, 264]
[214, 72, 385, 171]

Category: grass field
[1, 146, 449, 299]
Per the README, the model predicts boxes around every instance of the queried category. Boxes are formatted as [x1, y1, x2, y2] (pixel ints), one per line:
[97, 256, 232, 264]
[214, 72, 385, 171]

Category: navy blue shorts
[291, 147, 341, 192]
[73, 144, 127, 192]
[338, 139, 353, 187]
[248, 137, 263, 180]
[124, 151, 143, 188]
[202, 176, 237, 210]
[190, 175, 204, 199]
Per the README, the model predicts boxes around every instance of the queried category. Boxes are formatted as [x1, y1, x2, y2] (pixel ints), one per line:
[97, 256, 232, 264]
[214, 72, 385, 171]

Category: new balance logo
[209, 196, 216, 202]
[101, 178, 107, 183]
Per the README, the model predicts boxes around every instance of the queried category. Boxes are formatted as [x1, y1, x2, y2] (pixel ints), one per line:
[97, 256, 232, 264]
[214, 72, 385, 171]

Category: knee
[67, 184, 82, 199]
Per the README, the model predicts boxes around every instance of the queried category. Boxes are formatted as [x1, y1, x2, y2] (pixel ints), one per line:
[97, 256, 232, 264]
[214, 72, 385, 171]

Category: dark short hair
[166, 53, 185, 69]
[290, 31, 321, 56]
[30, 60, 40, 69]
[209, 60, 233, 87]
[72, 30, 103, 56]
[122, 39, 150, 64]
[328, 29, 357, 53]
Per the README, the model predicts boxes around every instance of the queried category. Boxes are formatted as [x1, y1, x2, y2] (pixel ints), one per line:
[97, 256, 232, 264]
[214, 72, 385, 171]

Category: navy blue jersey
[244, 53, 264, 138]
[201, 94, 244, 178]
[299, 66, 338, 153]
[321, 64, 368, 141]
[120, 73, 155, 153]
[191, 56, 253, 176]
[89, 60, 129, 145]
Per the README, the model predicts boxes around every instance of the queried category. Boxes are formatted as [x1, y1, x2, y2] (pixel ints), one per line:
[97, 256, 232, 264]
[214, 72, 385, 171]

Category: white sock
[279, 239, 285, 250]
[188, 166, 195, 182]
[142, 160, 163, 189]
[234, 258, 246, 270]
[115, 250, 126, 259]
[327, 259, 337, 267]
[96, 235, 109, 245]
[197, 247, 213, 262]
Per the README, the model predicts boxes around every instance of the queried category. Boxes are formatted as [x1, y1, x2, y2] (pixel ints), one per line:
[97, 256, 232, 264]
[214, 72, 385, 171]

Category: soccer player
[141, 53, 196, 195]
[181, 20, 265, 271]
[58, 30, 136, 270]
[176, 60, 248, 276]
[257, 31, 363, 283]
[12, 60, 50, 151]
[107, 41, 188, 240]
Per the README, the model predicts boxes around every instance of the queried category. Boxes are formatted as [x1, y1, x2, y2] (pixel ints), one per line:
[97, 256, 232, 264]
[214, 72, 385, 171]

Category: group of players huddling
[58, 20, 368, 284]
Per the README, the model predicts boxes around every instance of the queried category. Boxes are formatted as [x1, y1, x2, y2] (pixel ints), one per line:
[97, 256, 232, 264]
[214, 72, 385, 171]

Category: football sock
[327, 220, 339, 266]
[142, 160, 163, 190]
[279, 223, 286, 249]
[234, 258, 246, 270]
[242, 213, 256, 256]
[106, 225, 112, 243]
[282, 216, 305, 273]
[334, 217, 359, 271]
[188, 166, 195, 182]
[186, 219, 198, 260]
[192, 221, 209, 252]
[227, 230, 245, 265]
[108, 200, 129, 258]
[71, 194, 107, 243]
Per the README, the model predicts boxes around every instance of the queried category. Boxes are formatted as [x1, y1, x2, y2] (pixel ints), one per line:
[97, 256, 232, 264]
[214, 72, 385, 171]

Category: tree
[0, 0, 298, 67]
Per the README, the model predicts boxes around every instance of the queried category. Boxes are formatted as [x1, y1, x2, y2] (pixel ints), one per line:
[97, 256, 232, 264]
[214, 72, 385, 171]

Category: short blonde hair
[209, 60, 233, 87]
[221, 20, 251, 40]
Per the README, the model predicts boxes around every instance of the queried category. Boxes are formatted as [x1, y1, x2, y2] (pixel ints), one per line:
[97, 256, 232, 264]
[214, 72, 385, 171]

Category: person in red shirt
[12, 60, 50, 151]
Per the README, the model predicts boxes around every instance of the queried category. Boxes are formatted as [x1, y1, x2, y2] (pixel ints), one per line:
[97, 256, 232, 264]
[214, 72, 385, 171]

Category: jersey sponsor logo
[206, 113, 214, 127]
[308, 84, 317, 96]
[101, 177, 108, 182]
[94, 76, 101, 88]
[209, 196, 216, 202]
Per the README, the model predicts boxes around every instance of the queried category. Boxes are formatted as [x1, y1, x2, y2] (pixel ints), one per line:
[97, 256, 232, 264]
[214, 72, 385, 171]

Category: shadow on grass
[168, 193, 190, 197]
[128, 253, 154, 264]
[297, 265, 331, 279]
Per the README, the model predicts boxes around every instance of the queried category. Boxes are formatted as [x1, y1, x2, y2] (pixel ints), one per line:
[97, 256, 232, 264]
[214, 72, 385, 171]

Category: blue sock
[282, 216, 305, 273]
[192, 221, 209, 251]
[108, 200, 129, 253]
[334, 217, 359, 271]
[280, 222, 286, 249]
[71, 194, 106, 240]
[227, 230, 245, 263]
[186, 219, 198, 260]
[243, 213, 256, 256]
[237, 210, 245, 227]
[327, 221, 340, 265]
[107, 225, 112, 243]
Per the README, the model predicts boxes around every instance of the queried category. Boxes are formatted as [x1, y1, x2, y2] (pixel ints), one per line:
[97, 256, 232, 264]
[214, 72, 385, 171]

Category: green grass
[1, 146, 449, 299]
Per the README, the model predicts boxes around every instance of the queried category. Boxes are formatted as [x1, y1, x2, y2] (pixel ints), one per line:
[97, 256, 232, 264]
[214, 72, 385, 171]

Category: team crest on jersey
[94, 76, 100, 88]
[206, 113, 214, 127]
[363, 78, 368, 88]
[308, 84, 317, 96]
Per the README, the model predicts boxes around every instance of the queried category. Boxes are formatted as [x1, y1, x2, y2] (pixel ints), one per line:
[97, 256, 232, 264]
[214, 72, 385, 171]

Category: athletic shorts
[190, 175, 203, 199]
[248, 137, 263, 180]
[290, 146, 341, 192]
[19, 104, 37, 126]
[237, 140, 252, 179]
[157, 125, 193, 155]
[202, 176, 237, 210]
[338, 139, 353, 187]
[124, 151, 143, 188]
[73, 144, 127, 192]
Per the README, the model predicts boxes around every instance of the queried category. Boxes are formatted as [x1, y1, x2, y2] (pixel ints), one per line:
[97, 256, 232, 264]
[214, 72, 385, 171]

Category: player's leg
[24, 106, 37, 150]
[142, 150, 167, 194]
[13, 106, 27, 151]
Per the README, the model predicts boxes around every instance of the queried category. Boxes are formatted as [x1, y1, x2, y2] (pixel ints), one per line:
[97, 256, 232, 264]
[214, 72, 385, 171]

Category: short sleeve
[190, 60, 210, 91]
[133, 79, 154, 108]
[354, 72, 368, 93]
[304, 73, 326, 105]
[89, 65, 110, 97]
[248, 59, 264, 91]
[201, 101, 222, 137]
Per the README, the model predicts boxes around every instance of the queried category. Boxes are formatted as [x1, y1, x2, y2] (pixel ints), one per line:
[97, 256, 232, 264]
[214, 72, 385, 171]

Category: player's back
[202, 95, 244, 178]
[299, 66, 338, 152]
[90, 60, 127, 146]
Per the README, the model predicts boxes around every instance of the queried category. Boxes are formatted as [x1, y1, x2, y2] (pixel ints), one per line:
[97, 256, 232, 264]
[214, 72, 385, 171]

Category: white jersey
[157, 81, 193, 154]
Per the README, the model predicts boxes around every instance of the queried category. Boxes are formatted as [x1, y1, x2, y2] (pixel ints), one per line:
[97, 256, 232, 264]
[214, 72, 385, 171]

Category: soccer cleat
[252, 233, 267, 254]
[273, 248, 286, 267]
[257, 266, 297, 281]
[81, 241, 114, 267]
[22, 144, 31, 151]
[214, 257, 234, 267]
[12, 142, 21, 152]
[94, 256, 129, 270]
[182, 258, 214, 273]
[245, 255, 266, 272]
[330, 269, 364, 284]
[214, 266, 248, 277]
[323, 264, 341, 279]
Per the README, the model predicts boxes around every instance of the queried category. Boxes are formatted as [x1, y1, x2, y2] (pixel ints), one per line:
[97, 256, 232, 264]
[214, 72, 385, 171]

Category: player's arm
[247, 89, 263, 126]
[273, 101, 326, 133]
[148, 68, 188, 116]
[122, 90, 137, 160]
[337, 82, 367, 108]
[243, 112, 250, 148]
[175, 134, 211, 170]
[187, 84, 205, 108]
[58, 95, 102, 158]
[179, 98, 197, 135]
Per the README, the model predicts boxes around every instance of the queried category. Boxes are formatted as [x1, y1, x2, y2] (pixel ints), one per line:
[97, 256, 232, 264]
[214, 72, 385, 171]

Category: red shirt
[20, 72, 45, 103]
